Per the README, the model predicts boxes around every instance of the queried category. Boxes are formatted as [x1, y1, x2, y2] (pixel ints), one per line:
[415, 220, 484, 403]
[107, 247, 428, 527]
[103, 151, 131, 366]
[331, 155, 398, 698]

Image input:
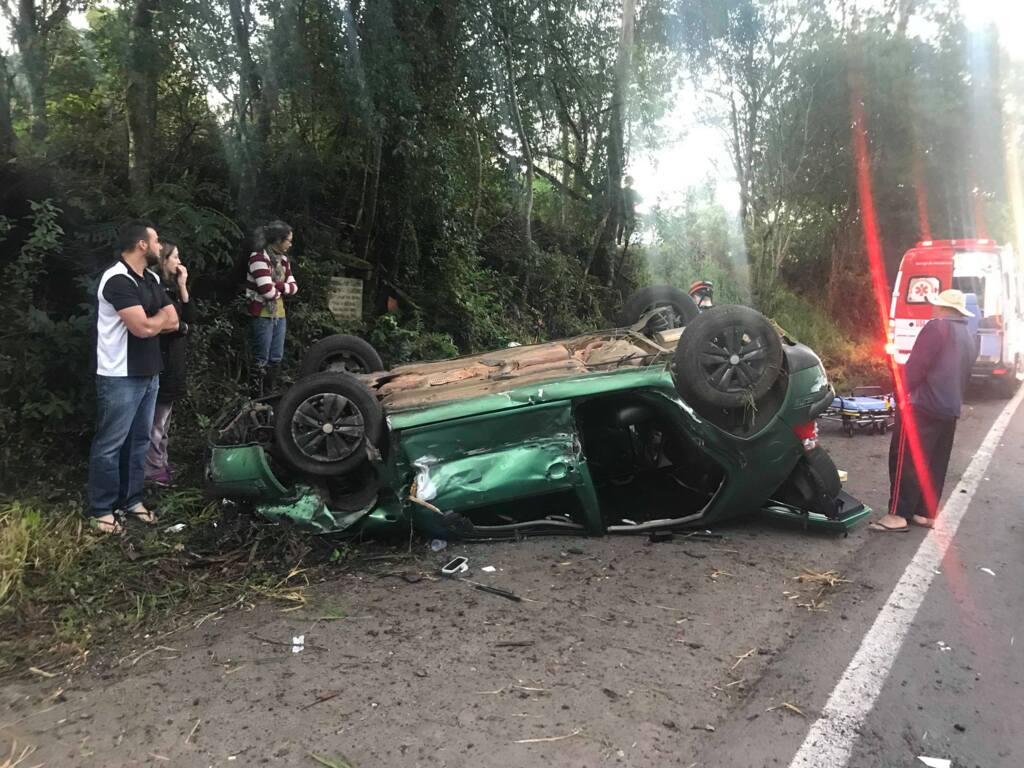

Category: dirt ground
[0, 397, 998, 768]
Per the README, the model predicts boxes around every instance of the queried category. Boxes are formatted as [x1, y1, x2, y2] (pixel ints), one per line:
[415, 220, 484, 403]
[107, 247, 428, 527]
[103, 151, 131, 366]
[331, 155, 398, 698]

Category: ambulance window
[952, 276, 985, 311]
[906, 276, 940, 303]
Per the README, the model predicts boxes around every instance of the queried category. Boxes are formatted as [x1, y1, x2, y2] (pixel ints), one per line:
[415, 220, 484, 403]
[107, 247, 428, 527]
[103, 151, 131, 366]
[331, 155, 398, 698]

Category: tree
[2, 0, 73, 142]
[0, 51, 15, 158]
[125, 0, 160, 197]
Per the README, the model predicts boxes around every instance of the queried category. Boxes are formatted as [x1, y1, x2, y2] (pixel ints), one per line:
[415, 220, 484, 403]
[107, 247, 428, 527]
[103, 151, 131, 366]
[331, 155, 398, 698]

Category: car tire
[774, 447, 842, 518]
[673, 304, 784, 409]
[326, 461, 381, 511]
[299, 335, 384, 378]
[274, 372, 385, 477]
[620, 285, 699, 332]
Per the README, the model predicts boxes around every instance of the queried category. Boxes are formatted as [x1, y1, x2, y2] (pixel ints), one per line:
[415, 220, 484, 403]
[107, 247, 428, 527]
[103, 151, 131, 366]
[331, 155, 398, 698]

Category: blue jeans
[87, 374, 159, 518]
[250, 316, 287, 366]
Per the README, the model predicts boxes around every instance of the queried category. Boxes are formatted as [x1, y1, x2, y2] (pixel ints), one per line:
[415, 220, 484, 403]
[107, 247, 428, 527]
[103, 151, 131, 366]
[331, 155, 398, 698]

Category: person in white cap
[871, 289, 977, 532]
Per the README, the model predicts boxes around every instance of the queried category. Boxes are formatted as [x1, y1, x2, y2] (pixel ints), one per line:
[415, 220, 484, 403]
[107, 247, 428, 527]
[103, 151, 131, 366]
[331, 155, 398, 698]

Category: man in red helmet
[689, 280, 714, 310]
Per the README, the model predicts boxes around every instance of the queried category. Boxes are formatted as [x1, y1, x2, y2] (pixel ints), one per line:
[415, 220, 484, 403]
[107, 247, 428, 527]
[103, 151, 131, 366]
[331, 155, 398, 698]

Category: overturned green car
[208, 286, 870, 538]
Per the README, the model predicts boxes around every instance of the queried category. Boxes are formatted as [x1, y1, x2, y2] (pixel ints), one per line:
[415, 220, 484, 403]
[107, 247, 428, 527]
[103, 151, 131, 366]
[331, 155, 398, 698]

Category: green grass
[0, 489, 335, 676]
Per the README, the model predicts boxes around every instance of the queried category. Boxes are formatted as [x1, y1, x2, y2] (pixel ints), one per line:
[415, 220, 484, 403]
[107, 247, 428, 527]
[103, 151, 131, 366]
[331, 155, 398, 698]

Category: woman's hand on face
[176, 264, 189, 286]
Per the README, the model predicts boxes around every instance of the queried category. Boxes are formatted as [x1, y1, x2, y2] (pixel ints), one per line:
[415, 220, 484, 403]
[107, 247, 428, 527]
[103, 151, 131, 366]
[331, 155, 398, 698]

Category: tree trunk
[501, 32, 533, 245]
[558, 124, 570, 228]
[13, 0, 59, 143]
[0, 53, 16, 160]
[589, 0, 635, 281]
[356, 133, 382, 267]
[473, 123, 484, 237]
[607, 0, 636, 224]
[227, 0, 263, 221]
[126, 0, 161, 198]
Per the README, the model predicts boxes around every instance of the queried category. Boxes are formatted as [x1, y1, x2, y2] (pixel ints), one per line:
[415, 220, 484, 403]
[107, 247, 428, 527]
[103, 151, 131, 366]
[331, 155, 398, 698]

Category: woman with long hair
[246, 220, 298, 394]
[145, 240, 194, 487]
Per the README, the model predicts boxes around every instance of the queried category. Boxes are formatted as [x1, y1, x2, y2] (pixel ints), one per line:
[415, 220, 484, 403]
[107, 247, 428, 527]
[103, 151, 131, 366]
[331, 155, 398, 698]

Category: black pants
[887, 410, 957, 521]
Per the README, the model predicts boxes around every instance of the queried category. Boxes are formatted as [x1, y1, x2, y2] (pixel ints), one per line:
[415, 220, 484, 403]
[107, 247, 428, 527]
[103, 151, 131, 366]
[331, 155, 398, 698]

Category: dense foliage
[0, 0, 1021, 488]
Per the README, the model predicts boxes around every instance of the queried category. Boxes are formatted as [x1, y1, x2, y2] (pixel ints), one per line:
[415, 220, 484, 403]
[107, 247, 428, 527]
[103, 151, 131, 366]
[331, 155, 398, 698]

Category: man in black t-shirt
[87, 220, 179, 534]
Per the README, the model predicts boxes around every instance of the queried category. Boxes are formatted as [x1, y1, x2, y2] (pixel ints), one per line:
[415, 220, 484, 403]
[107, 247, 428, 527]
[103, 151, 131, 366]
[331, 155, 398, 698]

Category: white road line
[788, 388, 1024, 768]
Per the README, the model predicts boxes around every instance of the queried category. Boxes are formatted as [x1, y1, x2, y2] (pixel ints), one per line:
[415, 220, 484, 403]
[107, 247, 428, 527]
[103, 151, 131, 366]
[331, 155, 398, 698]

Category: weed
[0, 492, 337, 676]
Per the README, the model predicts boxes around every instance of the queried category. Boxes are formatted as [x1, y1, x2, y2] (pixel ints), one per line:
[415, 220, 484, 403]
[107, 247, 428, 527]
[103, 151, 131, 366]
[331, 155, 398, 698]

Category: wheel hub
[699, 328, 771, 394]
[291, 392, 365, 462]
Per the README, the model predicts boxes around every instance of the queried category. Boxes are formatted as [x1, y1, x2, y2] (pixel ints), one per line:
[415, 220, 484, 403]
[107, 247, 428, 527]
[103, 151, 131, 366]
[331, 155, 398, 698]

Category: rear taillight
[993, 368, 1009, 375]
[793, 421, 819, 452]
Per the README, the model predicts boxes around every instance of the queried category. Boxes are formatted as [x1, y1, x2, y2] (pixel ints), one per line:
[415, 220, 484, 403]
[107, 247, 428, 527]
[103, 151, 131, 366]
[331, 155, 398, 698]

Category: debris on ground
[766, 702, 806, 717]
[462, 579, 522, 602]
[430, 539, 448, 552]
[917, 758, 952, 768]
[794, 569, 851, 588]
[513, 728, 582, 744]
[481, 566, 497, 573]
[309, 753, 355, 768]
[730, 648, 756, 671]
[979, 567, 996, 576]
[300, 692, 340, 711]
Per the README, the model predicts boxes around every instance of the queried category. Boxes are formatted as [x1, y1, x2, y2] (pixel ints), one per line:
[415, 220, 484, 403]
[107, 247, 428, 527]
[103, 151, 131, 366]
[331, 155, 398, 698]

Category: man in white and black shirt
[87, 220, 179, 533]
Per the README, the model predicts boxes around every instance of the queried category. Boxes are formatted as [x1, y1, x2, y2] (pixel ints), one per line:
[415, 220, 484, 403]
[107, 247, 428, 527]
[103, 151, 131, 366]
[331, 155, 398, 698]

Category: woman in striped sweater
[246, 220, 298, 395]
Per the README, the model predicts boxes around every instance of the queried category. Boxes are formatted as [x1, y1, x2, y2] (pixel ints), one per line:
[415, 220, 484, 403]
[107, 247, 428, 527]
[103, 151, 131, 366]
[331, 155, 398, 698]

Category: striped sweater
[246, 249, 298, 317]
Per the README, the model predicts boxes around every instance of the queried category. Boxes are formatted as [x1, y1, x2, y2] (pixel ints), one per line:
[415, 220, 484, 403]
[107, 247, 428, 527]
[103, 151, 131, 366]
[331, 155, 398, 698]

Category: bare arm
[118, 304, 179, 338]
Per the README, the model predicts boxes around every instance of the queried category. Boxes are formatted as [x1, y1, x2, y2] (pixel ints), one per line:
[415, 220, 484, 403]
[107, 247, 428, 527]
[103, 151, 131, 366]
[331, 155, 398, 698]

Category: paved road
[697, 389, 1023, 768]
[2, 391, 1019, 768]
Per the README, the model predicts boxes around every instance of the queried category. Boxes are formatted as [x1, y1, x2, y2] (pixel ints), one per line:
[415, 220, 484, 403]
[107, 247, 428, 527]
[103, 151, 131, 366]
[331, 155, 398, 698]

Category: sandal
[911, 515, 935, 529]
[125, 504, 159, 525]
[868, 519, 910, 533]
[90, 515, 123, 535]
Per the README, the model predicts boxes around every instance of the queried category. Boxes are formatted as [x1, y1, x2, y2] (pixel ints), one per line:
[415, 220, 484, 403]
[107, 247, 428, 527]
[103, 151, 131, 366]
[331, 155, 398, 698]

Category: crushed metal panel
[255, 487, 374, 534]
[397, 400, 583, 513]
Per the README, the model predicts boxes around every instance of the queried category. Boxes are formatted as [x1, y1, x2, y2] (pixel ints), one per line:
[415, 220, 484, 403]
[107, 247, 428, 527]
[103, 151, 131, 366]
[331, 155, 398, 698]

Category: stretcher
[819, 386, 896, 437]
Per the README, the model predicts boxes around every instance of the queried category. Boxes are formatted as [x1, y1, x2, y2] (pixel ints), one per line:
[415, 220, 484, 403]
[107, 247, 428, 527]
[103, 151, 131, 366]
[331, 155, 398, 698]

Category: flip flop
[125, 504, 159, 525]
[868, 520, 910, 533]
[90, 515, 124, 535]
[911, 515, 935, 529]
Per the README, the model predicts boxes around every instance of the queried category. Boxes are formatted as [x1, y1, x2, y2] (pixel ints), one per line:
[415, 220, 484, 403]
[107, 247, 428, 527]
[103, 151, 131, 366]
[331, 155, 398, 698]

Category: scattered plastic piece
[936, 641, 952, 652]
[481, 565, 496, 573]
[917, 758, 951, 768]
[430, 539, 448, 552]
[441, 557, 469, 576]
[292, 635, 305, 654]
[164, 523, 186, 534]
[979, 567, 996, 576]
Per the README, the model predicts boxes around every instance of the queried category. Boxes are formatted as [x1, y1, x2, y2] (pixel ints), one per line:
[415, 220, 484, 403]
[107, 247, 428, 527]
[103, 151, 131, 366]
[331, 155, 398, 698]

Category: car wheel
[773, 447, 842, 518]
[620, 285, 699, 333]
[673, 304, 784, 409]
[274, 372, 385, 477]
[299, 335, 385, 378]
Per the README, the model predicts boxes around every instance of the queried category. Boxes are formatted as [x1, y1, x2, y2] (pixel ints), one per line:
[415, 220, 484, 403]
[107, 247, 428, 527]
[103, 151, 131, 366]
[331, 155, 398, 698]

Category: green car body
[208, 332, 871, 538]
